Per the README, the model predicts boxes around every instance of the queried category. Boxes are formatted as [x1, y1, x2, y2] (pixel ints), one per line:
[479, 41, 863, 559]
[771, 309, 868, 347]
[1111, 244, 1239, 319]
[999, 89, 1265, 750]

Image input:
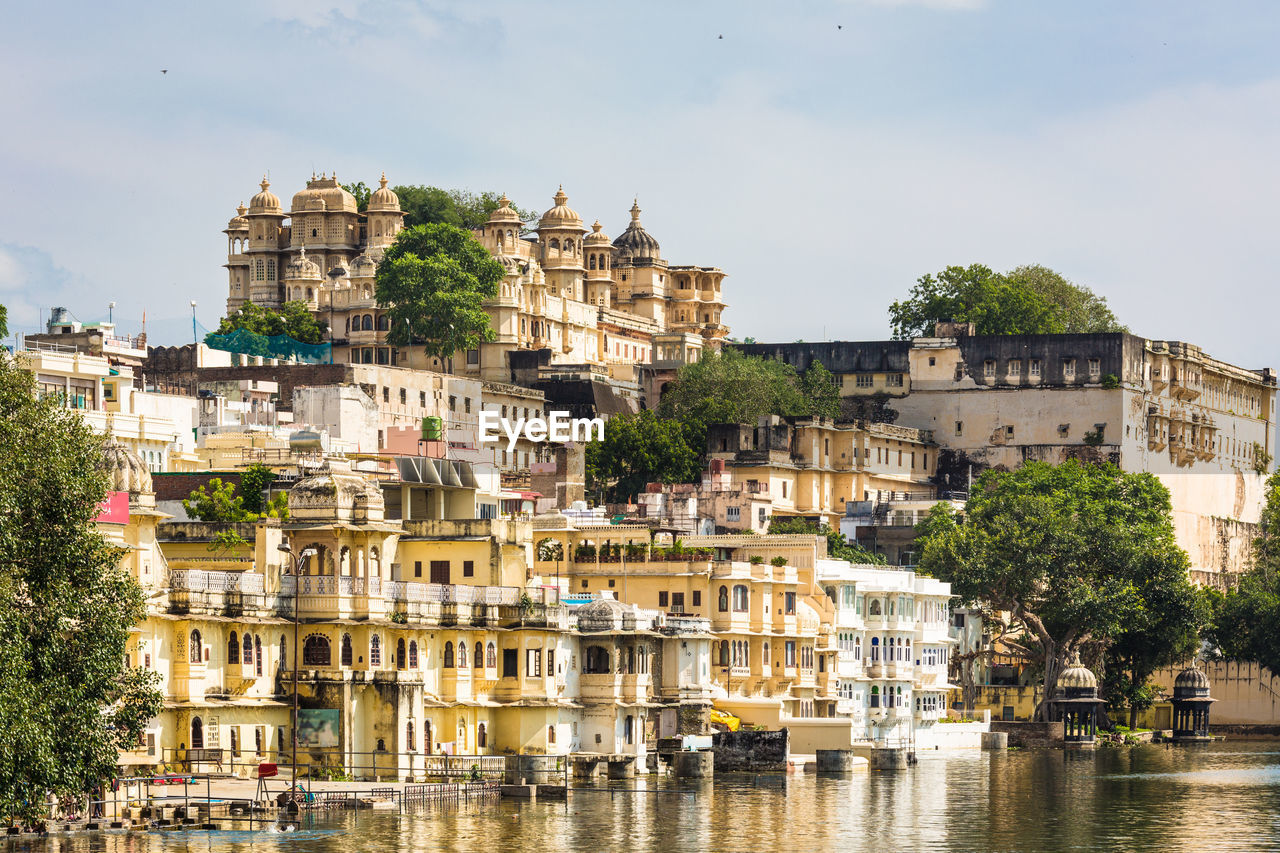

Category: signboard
[94, 491, 129, 525]
[297, 709, 340, 748]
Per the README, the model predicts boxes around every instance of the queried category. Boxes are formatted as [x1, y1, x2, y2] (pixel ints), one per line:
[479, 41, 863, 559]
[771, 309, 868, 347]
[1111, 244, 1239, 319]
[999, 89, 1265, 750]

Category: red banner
[94, 491, 129, 524]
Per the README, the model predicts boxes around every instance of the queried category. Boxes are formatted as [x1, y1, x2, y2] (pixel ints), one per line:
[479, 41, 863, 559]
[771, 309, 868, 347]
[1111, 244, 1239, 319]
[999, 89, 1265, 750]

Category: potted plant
[749, 555, 764, 565]
[770, 556, 788, 567]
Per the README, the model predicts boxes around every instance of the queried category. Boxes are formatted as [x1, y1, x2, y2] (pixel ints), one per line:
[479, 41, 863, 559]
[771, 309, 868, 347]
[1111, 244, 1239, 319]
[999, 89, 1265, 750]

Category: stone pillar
[869, 747, 909, 770]
[607, 758, 636, 779]
[981, 732, 1008, 750]
[673, 751, 714, 779]
[815, 749, 858, 772]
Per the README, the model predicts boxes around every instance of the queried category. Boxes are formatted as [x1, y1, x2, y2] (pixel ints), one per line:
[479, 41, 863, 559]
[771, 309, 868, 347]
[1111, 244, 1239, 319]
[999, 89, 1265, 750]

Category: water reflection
[7, 743, 1280, 853]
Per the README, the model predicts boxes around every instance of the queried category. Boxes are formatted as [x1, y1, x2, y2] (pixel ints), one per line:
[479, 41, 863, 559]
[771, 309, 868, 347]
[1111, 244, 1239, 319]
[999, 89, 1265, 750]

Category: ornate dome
[367, 173, 400, 213]
[226, 203, 249, 230]
[284, 249, 321, 280]
[1174, 665, 1211, 691]
[102, 438, 153, 496]
[487, 194, 523, 226]
[1058, 652, 1097, 691]
[576, 595, 630, 631]
[288, 461, 384, 523]
[350, 253, 378, 278]
[538, 187, 583, 230]
[290, 174, 358, 214]
[248, 177, 282, 214]
[584, 220, 611, 246]
[611, 199, 660, 259]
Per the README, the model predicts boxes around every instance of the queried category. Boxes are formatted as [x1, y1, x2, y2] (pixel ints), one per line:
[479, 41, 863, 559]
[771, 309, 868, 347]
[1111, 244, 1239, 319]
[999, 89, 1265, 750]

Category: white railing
[384, 582, 522, 606]
[168, 569, 264, 594]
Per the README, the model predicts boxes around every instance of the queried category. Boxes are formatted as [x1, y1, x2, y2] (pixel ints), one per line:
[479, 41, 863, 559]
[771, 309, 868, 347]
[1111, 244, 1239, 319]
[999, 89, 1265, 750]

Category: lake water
[10, 742, 1280, 852]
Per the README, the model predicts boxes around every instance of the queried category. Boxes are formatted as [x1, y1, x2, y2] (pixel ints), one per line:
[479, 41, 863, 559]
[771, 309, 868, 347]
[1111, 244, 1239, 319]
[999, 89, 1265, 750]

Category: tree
[800, 360, 840, 420]
[0, 303, 7, 340]
[239, 463, 277, 516]
[916, 460, 1192, 721]
[766, 517, 885, 565]
[889, 264, 1065, 340]
[209, 300, 327, 345]
[0, 352, 162, 823]
[888, 263, 1127, 339]
[341, 181, 371, 211]
[1209, 470, 1280, 672]
[394, 186, 537, 231]
[658, 350, 806, 451]
[376, 223, 505, 362]
[183, 478, 254, 522]
[585, 411, 700, 503]
[1007, 265, 1127, 333]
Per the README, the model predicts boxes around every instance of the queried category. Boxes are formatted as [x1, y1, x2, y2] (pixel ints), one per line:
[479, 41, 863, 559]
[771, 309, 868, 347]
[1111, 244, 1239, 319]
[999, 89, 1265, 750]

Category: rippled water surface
[10, 742, 1280, 852]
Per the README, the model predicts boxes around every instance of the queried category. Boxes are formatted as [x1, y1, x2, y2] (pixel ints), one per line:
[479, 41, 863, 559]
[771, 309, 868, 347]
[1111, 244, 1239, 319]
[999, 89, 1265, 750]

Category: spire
[237, 202, 247, 216]
[261, 176, 270, 191]
[554, 186, 568, 206]
[630, 198, 642, 223]
[379, 172, 388, 189]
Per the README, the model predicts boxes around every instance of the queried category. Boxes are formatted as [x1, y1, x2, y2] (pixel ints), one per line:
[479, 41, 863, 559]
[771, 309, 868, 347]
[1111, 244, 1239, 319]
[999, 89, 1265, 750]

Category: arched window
[370, 634, 381, 667]
[424, 721, 433, 754]
[870, 637, 880, 663]
[869, 599, 882, 616]
[410, 641, 419, 669]
[280, 635, 287, 668]
[478, 722, 487, 748]
[549, 238, 560, 250]
[406, 720, 416, 751]
[486, 642, 496, 668]
[244, 633, 253, 665]
[191, 716, 204, 749]
[474, 642, 483, 668]
[303, 634, 331, 667]
[305, 287, 313, 300]
[341, 634, 353, 666]
[189, 630, 202, 663]
[718, 642, 729, 667]
[763, 642, 771, 666]
[718, 585, 729, 612]
[458, 641, 468, 668]
[732, 585, 749, 612]
[397, 638, 406, 670]
[362, 314, 374, 331]
[870, 686, 880, 708]
[624, 715, 634, 745]
[377, 315, 389, 331]
[228, 631, 239, 663]
[854, 636, 862, 660]
[255, 635, 263, 676]
[547, 725, 556, 744]
[444, 641, 455, 668]
[589, 255, 596, 270]
[584, 645, 610, 673]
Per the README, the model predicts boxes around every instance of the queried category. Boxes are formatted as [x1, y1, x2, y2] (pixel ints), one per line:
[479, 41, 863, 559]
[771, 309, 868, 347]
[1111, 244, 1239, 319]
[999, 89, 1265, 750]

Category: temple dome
[248, 177, 282, 214]
[350, 253, 378, 278]
[1174, 665, 1211, 692]
[538, 187, 583, 230]
[1058, 652, 1097, 690]
[611, 199, 660, 259]
[285, 249, 321, 280]
[290, 174, 358, 214]
[576, 595, 630, 631]
[102, 438, 153, 496]
[287, 461, 384, 523]
[487, 194, 523, 226]
[584, 220, 611, 246]
[367, 173, 401, 213]
[226, 203, 249, 230]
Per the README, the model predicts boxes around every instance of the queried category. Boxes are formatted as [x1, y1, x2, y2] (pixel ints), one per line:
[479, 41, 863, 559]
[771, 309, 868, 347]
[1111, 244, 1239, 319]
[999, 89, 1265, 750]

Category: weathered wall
[712, 729, 789, 772]
[989, 721, 1063, 748]
[1151, 661, 1280, 725]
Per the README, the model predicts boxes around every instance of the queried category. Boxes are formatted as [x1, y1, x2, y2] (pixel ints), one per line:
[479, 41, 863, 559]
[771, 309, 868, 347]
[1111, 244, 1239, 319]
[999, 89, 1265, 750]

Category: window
[526, 648, 542, 677]
[430, 561, 450, 584]
[983, 360, 996, 378]
[1089, 358, 1101, 378]
[303, 634, 330, 667]
[341, 634, 353, 666]
[692, 590, 702, 607]
[189, 630, 202, 663]
[382, 387, 390, 403]
[399, 388, 406, 404]
[671, 592, 685, 612]
[856, 374, 874, 388]
[1008, 359, 1021, 376]
[1005, 425, 1015, 439]
[370, 635, 382, 667]
[406, 720, 416, 752]
[1030, 359, 1042, 378]
[718, 585, 729, 612]
[444, 642, 455, 668]
[466, 349, 479, 365]
[487, 642, 497, 668]
[784, 592, 796, 615]
[732, 585, 749, 612]
[1063, 359, 1076, 379]
[397, 638, 406, 670]
[463, 560, 474, 578]
[420, 391, 427, 407]
[458, 642, 467, 667]
[228, 631, 239, 663]
[410, 641, 419, 668]
[726, 506, 741, 522]
[887, 373, 904, 387]
[448, 395, 456, 411]
[414, 560, 422, 578]
[464, 398, 472, 414]
[502, 648, 518, 678]
[955, 421, 963, 436]
[658, 591, 669, 607]
[785, 641, 797, 667]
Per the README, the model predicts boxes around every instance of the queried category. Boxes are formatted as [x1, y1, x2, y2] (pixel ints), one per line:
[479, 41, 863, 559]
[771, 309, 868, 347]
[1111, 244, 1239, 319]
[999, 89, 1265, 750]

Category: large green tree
[1210, 470, 1280, 672]
[393, 186, 537, 231]
[889, 263, 1125, 339]
[585, 411, 700, 503]
[376, 223, 505, 362]
[209, 300, 327, 345]
[916, 460, 1195, 721]
[0, 303, 8, 340]
[0, 353, 161, 823]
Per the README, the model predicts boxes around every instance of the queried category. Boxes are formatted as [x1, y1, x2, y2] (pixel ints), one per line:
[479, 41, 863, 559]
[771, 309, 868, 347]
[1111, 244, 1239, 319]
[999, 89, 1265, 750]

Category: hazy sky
[2, 1, 1278, 369]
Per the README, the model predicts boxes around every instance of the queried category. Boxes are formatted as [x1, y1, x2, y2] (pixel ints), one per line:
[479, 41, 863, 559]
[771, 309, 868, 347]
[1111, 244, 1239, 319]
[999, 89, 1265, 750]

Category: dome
[287, 461, 384, 523]
[1058, 652, 1097, 691]
[576, 595, 630, 631]
[350, 253, 378, 278]
[226, 203, 249, 231]
[102, 438, 153, 496]
[367, 173, 401, 213]
[611, 199, 661, 259]
[487, 193, 523, 226]
[290, 174, 358, 215]
[248, 177, 282, 215]
[1174, 665, 1211, 696]
[284, 249, 321, 280]
[538, 186, 583, 230]
[584, 220, 611, 246]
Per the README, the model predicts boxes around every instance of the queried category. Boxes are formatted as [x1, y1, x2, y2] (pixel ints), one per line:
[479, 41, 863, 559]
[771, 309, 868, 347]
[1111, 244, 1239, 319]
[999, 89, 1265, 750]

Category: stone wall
[989, 721, 1064, 748]
[711, 729, 788, 772]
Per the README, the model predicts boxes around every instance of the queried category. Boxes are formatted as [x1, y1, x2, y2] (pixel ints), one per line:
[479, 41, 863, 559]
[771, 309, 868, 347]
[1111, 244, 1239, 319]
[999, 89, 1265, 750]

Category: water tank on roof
[290, 429, 323, 451]
[422, 415, 444, 441]
[710, 458, 725, 473]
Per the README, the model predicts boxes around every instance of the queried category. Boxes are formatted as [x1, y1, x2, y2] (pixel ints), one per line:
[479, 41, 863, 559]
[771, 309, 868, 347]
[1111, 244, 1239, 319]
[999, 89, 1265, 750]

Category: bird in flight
[837, 24, 843, 29]
[161, 69, 168, 74]
[718, 34, 723, 39]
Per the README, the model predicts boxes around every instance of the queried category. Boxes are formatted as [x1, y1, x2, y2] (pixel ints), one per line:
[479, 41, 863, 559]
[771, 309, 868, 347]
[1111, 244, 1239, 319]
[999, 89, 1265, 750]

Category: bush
[749, 555, 764, 565]
[770, 556, 788, 567]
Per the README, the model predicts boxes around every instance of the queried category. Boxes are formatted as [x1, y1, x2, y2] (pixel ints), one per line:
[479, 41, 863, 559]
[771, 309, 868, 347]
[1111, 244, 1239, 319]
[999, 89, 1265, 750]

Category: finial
[261, 175, 270, 190]
[237, 202, 247, 216]
[379, 172, 388, 189]
[592, 220, 603, 232]
[554, 186, 568, 205]
[630, 198, 641, 222]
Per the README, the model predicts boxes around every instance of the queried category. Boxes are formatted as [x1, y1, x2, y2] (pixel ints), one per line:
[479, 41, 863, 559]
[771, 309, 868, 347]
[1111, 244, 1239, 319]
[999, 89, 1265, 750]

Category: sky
[2, 0, 1279, 369]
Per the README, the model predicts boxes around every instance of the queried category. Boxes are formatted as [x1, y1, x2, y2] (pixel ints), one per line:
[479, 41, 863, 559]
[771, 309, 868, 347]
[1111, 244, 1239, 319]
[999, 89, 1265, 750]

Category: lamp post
[190, 300, 198, 344]
[278, 543, 316, 792]
[108, 301, 115, 325]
